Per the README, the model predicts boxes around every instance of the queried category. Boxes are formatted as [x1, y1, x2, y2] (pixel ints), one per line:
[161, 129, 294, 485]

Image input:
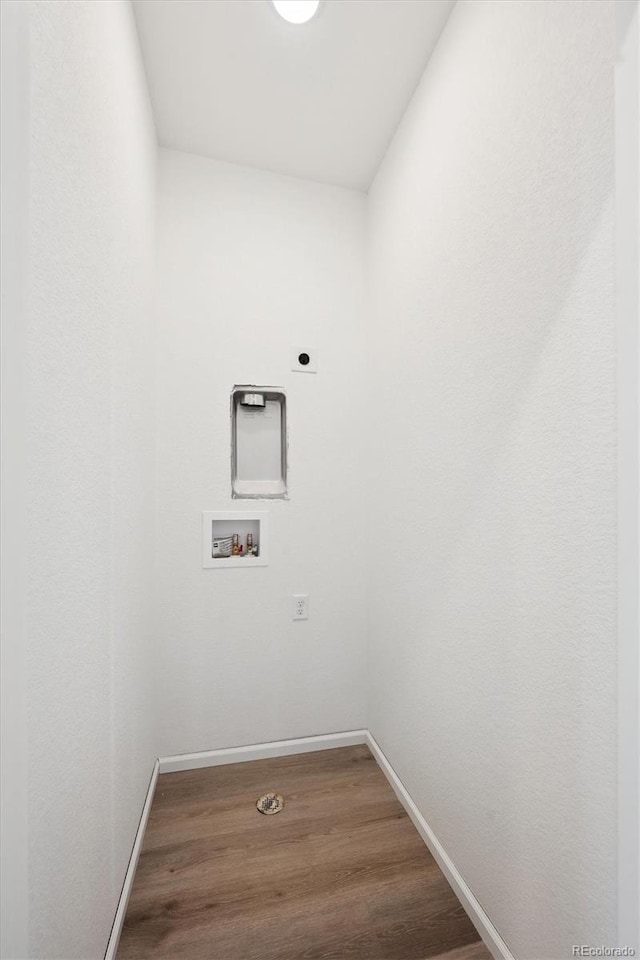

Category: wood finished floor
[117, 745, 491, 960]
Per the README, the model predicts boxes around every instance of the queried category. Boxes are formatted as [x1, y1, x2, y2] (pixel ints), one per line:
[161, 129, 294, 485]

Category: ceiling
[133, 0, 454, 192]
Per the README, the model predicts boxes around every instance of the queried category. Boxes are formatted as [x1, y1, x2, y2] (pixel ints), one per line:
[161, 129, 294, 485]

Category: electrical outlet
[291, 348, 318, 374]
[292, 594, 309, 620]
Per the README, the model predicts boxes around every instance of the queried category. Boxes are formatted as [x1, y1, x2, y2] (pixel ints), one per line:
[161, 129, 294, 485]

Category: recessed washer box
[202, 510, 269, 569]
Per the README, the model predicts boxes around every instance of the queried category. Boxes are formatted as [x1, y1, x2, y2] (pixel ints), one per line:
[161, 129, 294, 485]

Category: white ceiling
[133, 0, 454, 192]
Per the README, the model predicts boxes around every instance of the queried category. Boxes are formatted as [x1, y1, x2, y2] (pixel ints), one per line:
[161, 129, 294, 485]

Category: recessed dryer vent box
[202, 511, 269, 569]
[231, 386, 287, 499]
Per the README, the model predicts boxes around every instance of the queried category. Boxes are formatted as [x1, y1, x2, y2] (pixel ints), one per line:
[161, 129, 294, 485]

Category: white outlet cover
[291, 348, 318, 374]
[292, 594, 309, 620]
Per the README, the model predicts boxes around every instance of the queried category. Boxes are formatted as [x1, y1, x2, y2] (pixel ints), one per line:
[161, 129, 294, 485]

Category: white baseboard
[158, 729, 368, 773]
[366, 732, 514, 960]
[104, 759, 159, 960]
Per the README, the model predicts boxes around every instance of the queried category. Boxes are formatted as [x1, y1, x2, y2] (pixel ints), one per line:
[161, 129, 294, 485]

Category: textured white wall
[366, 2, 616, 958]
[23, 2, 158, 957]
[616, 2, 640, 949]
[155, 148, 367, 756]
[1, 3, 30, 956]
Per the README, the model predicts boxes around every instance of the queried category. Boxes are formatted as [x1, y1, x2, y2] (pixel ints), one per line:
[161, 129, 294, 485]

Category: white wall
[155, 148, 367, 756]
[1, 1, 157, 956]
[366, 2, 617, 958]
[616, 0, 640, 949]
[1, 3, 30, 956]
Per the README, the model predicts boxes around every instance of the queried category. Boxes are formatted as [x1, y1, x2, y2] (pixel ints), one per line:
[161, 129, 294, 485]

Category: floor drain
[256, 793, 284, 815]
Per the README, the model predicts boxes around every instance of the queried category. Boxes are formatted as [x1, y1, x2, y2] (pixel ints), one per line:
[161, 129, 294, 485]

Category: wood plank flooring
[117, 745, 491, 960]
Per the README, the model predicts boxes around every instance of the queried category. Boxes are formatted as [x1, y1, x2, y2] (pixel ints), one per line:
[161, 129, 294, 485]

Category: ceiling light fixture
[271, 0, 320, 25]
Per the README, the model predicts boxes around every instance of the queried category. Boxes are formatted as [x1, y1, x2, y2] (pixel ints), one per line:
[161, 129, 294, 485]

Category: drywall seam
[366, 732, 515, 960]
[158, 729, 368, 773]
[103, 760, 159, 960]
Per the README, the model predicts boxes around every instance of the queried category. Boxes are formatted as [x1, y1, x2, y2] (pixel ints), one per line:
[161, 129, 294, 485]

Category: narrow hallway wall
[155, 149, 367, 756]
[366, 1, 617, 957]
[3, 1, 158, 956]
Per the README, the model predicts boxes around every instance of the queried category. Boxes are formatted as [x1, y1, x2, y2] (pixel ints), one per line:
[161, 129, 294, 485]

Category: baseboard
[365, 732, 515, 960]
[158, 729, 368, 773]
[104, 759, 159, 960]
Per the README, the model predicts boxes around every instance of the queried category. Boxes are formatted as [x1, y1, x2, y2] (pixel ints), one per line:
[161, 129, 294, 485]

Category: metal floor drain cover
[256, 793, 284, 815]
